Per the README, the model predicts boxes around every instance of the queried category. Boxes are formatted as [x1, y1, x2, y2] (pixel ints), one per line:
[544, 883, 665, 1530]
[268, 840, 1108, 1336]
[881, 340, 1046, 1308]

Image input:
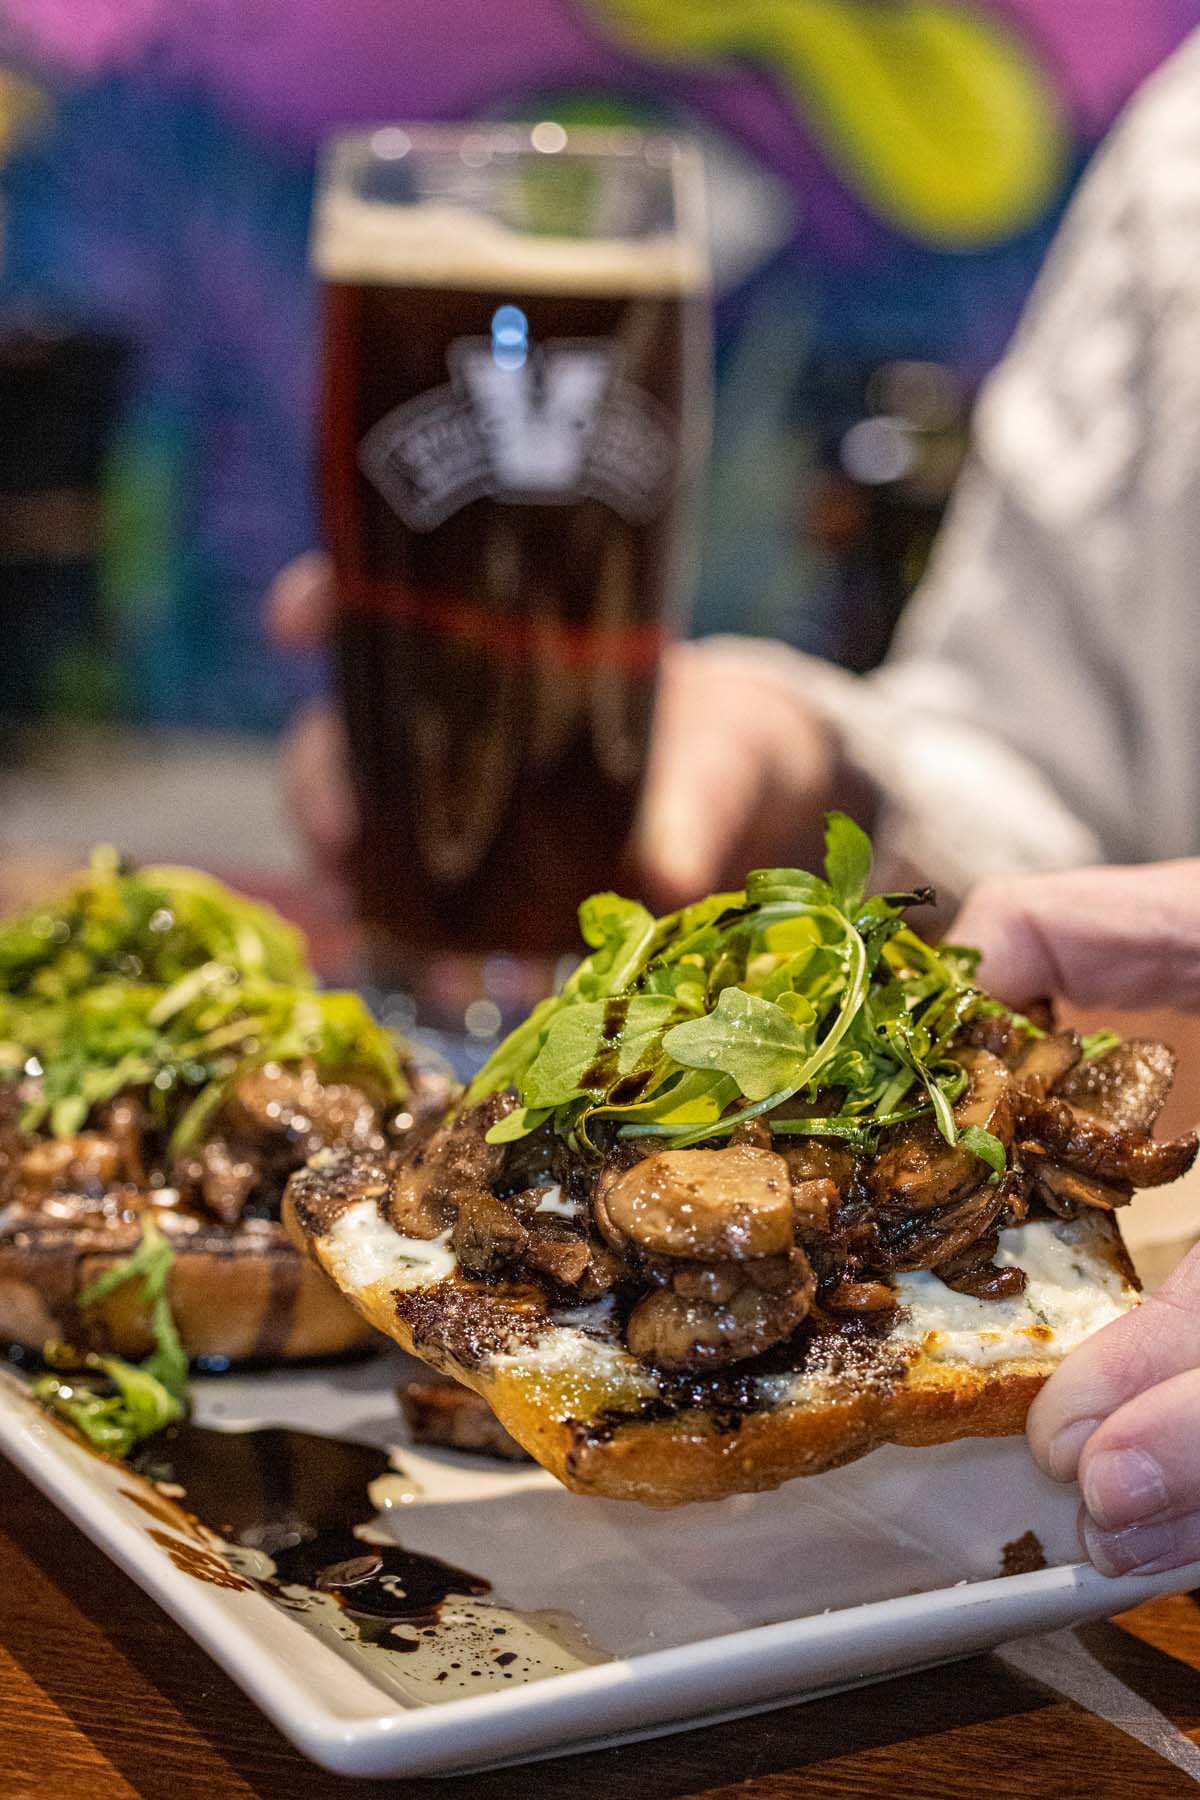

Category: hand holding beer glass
[312, 123, 709, 1025]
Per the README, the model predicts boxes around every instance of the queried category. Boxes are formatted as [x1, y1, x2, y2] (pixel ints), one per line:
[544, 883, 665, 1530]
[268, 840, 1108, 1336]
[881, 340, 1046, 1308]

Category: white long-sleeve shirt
[707, 29, 1200, 897]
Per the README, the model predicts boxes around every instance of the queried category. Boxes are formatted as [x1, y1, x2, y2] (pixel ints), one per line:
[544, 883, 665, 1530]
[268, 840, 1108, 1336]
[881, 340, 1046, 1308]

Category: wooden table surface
[1, 1452, 1200, 1800]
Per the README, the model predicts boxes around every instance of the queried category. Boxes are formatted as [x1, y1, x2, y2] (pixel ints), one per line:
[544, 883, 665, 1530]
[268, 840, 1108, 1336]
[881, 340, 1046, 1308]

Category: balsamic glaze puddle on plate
[85, 1414, 604, 1698]
[130, 1422, 491, 1651]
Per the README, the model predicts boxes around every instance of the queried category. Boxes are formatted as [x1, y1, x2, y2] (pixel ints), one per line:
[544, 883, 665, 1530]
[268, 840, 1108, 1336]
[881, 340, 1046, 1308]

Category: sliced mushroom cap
[225, 1063, 384, 1153]
[1017, 1093, 1197, 1188]
[1011, 1030, 1081, 1097]
[450, 1187, 530, 1277]
[665, 1262, 744, 1304]
[780, 1140, 858, 1196]
[594, 1144, 795, 1262]
[522, 1219, 592, 1289]
[95, 1094, 148, 1186]
[384, 1093, 514, 1239]
[962, 1013, 1029, 1068]
[823, 1279, 897, 1314]
[1028, 1158, 1132, 1216]
[870, 1048, 1015, 1213]
[789, 1176, 841, 1233]
[18, 1132, 123, 1196]
[625, 1248, 814, 1370]
[386, 1161, 457, 1239]
[1054, 1039, 1177, 1135]
[933, 1233, 1026, 1299]
[870, 1175, 1012, 1273]
[195, 1137, 257, 1227]
[950, 1048, 1019, 1137]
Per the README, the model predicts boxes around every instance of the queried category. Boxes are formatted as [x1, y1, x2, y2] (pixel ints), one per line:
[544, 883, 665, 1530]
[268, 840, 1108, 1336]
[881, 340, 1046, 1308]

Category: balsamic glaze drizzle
[130, 1422, 490, 1644]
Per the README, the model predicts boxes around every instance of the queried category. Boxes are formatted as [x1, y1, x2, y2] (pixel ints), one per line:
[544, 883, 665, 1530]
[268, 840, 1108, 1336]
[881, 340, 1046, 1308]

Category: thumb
[1027, 1240, 1200, 1485]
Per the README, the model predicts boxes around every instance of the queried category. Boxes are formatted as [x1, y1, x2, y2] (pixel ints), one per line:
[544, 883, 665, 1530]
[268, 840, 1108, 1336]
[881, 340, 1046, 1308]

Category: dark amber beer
[313, 127, 709, 1001]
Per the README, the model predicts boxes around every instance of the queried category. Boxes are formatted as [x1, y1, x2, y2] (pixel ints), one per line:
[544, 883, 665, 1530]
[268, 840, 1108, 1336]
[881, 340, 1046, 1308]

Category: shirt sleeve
[701, 44, 1200, 897]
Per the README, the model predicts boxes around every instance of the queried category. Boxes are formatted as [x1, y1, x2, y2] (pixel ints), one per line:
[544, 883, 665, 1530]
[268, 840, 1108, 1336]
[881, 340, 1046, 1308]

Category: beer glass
[312, 123, 709, 1027]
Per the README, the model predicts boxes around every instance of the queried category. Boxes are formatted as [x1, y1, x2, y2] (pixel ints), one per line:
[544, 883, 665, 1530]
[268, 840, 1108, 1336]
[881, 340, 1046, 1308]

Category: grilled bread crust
[0, 1217, 375, 1364]
[283, 1175, 1139, 1507]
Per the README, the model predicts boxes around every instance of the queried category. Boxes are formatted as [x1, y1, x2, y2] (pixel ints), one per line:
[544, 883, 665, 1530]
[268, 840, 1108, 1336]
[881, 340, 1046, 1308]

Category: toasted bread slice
[0, 1211, 375, 1365]
[285, 1153, 1140, 1506]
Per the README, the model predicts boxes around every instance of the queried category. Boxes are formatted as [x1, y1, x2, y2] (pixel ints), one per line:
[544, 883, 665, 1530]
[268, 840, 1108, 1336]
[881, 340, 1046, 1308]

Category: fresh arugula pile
[468, 814, 1013, 1169]
[2, 852, 410, 1457]
[0, 849, 407, 1150]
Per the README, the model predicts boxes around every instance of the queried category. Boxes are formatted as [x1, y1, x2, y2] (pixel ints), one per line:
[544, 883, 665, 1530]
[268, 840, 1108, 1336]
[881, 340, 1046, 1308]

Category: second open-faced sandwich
[0, 854, 448, 1387]
[286, 817, 1198, 1505]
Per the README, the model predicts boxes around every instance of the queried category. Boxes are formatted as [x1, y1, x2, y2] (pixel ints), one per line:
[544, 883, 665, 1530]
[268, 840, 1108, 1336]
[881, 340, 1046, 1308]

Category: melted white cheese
[553, 1295, 618, 1331]
[888, 1218, 1138, 1368]
[325, 1198, 457, 1291]
[534, 1184, 578, 1219]
[321, 1198, 1136, 1390]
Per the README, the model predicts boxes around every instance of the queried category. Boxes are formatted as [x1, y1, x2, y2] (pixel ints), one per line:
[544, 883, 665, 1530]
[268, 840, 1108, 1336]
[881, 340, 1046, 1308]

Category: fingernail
[1045, 1415, 1102, 1482]
[1081, 1447, 1170, 1531]
[1083, 1515, 1181, 1578]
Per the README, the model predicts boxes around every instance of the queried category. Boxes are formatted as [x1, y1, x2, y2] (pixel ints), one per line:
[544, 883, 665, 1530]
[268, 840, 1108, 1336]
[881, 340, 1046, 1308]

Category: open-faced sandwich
[0, 853, 447, 1395]
[287, 817, 1198, 1506]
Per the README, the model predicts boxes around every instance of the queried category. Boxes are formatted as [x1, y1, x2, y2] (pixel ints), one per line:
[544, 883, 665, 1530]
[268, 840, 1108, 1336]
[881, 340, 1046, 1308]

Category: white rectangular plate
[3, 1352, 1197, 1780]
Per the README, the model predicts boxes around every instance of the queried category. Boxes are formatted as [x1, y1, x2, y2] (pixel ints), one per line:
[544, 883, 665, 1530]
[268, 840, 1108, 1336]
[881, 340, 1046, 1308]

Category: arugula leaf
[958, 1125, 1008, 1177]
[78, 1214, 187, 1398]
[769, 1100, 936, 1154]
[823, 811, 873, 915]
[663, 987, 813, 1103]
[572, 893, 658, 999]
[31, 1363, 181, 1456]
[485, 1104, 553, 1145]
[602, 1067, 738, 1133]
[470, 895, 696, 1110]
[33, 1215, 188, 1459]
[523, 995, 679, 1108]
[744, 868, 830, 907]
[761, 916, 822, 957]
[0, 848, 307, 999]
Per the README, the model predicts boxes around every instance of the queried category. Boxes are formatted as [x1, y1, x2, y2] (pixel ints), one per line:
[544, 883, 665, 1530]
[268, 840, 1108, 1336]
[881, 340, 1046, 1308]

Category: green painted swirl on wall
[582, 0, 1068, 246]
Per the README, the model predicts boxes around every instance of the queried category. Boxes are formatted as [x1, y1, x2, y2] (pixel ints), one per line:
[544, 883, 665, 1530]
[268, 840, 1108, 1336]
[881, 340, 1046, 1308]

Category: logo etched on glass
[358, 310, 676, 532]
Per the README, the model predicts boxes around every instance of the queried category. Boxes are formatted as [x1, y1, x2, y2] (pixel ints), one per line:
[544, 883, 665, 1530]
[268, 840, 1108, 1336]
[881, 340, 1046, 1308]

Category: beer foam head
[313, 196, 707, 295]
[312, 130, 708, 296]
